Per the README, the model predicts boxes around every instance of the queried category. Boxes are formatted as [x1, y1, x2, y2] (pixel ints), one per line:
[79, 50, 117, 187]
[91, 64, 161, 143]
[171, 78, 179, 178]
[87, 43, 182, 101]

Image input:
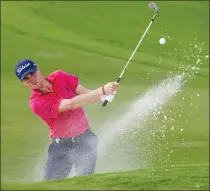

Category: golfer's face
[22, 70, 42, 89]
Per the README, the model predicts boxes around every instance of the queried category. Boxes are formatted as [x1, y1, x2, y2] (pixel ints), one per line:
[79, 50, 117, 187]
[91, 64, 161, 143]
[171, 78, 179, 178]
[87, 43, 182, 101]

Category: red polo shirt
[29, 70, 89, 138]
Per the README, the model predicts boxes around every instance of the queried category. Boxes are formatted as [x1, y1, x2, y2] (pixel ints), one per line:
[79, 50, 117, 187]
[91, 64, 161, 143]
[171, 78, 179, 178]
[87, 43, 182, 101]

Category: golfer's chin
[31, 83, 41, 90]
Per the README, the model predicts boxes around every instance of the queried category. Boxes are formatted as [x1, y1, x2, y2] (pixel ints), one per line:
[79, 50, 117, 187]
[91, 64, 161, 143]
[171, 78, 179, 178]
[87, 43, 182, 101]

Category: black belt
[52, 128, 91, 144]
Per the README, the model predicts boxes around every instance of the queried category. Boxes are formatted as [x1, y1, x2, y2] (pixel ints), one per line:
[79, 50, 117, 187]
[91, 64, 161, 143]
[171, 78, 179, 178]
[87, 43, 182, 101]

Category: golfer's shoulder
[50, 69, 64, 75]
[49, 70, 72, 78]
[51, 70, 78, 80]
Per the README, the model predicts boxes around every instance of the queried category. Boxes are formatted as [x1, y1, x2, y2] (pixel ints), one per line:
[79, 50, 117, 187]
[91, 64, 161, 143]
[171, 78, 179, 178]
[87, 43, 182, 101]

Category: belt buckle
[72, 136, 76, 143]
[55, 138, 60, 143]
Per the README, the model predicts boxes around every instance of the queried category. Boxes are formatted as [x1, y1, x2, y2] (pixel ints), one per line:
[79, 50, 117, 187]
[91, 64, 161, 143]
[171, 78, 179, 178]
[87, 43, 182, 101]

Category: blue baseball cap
[15, 59, 37, 81]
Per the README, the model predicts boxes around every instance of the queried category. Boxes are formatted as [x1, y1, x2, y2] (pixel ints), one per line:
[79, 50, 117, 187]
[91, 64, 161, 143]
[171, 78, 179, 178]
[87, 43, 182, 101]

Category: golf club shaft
[102, 11, 158, 107]
[117, 12, 158, 83]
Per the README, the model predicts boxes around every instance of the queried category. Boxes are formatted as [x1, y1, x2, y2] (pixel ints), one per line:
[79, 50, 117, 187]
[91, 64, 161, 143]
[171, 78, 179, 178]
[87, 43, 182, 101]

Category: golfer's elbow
[58, 89, 102, 112]
[58, 99, 77, 112]
[58, 97, 97, 112]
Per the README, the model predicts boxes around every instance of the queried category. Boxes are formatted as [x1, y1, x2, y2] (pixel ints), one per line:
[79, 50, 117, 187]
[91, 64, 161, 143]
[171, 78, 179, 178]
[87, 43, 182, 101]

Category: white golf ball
[159, 38, 166, 45]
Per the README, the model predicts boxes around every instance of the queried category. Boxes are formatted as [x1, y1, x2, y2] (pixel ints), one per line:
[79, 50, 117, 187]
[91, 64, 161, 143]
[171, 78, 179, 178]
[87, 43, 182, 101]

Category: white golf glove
[100, 91, 116, 103]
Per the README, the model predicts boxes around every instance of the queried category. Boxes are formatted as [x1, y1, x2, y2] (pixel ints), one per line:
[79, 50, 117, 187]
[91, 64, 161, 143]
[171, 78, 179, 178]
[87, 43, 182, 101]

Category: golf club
[102, 2, 159, 107]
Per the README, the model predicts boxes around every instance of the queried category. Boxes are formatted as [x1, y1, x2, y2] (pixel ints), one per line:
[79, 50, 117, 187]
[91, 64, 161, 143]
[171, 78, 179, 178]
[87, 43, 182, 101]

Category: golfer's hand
[104, 82, 119, 95]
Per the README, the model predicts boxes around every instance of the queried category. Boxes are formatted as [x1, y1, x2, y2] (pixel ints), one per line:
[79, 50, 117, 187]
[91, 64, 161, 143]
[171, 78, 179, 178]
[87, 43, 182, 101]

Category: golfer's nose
[28, 75, 35, 83]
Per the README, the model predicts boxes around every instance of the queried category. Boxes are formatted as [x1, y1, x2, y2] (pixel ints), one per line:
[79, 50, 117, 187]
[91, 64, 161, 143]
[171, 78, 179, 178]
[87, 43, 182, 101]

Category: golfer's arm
[75, 84, 93, 95]
[58, 88, 103, 112]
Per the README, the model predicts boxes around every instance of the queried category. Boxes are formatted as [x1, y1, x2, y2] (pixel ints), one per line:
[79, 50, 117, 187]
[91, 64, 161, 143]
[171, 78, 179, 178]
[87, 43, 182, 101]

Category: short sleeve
[30, 95, 62, 119]
[58, 70, 79, 92]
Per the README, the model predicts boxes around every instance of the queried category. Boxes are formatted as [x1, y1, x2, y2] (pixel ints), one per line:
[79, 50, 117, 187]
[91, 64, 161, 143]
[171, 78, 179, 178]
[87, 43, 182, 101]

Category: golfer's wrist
[97, 87, 104, 96]
[102, 86, 106, 95]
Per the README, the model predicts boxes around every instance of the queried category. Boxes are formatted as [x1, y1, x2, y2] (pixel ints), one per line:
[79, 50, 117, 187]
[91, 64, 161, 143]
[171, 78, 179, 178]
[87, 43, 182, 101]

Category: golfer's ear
[36, 67, 42, 74]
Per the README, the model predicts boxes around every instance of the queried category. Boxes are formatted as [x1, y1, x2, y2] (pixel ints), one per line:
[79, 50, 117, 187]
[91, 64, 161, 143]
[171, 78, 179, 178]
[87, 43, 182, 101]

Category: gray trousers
[43, 128, 99, 180]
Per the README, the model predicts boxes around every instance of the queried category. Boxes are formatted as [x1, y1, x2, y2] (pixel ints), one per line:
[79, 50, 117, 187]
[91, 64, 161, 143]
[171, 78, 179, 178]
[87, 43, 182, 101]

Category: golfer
[15, 59, 118, 180]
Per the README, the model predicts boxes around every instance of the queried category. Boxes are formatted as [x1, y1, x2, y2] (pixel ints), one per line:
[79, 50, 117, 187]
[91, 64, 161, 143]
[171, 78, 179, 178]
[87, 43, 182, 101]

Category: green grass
[1, 1, 209, 190]
[1, 164, 209, 190]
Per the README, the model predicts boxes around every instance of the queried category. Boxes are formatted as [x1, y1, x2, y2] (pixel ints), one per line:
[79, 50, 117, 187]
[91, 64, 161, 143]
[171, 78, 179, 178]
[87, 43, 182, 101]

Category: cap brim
[20, 67, 37, 81]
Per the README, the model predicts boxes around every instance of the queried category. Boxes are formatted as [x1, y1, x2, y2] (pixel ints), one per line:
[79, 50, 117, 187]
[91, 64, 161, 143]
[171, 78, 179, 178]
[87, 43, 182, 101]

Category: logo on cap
[17, 63, 31, 75]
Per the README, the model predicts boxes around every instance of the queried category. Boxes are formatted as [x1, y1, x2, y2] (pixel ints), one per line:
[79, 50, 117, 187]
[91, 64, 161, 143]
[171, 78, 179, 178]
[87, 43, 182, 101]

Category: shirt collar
[31, 74, 56, 96]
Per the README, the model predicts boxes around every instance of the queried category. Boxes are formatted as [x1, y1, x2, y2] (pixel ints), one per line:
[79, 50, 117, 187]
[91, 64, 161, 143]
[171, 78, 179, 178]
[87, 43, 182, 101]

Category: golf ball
[159, 38, 166, 45]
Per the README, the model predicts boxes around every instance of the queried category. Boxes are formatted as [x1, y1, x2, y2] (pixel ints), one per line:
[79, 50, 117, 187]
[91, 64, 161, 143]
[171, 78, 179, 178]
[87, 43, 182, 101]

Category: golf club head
[148, 2, 158, 13]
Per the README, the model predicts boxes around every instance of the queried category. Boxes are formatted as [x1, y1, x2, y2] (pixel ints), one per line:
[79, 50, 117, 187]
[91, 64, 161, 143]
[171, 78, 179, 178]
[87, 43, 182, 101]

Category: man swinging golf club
[14, 1, 158, 181]
[15, 59, 118, 180]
